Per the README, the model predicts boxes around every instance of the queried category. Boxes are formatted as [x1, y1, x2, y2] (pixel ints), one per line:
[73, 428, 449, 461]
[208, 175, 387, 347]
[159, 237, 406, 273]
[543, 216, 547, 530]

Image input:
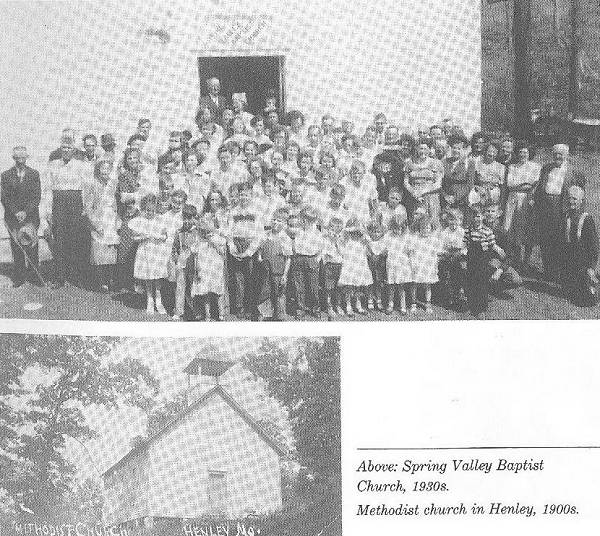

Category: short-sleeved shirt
[46, 158, 90, 191]
[228, 204, 262, 239]
[342, 178, 377, 224]
[293, 227, 325, 256]
[260, 231, 293, 274]
[212, 166, 249, 200]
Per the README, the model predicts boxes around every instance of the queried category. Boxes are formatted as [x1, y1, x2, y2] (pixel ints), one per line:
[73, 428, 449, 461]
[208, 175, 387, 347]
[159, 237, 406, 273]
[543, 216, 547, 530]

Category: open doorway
[198, 55, 285, 116]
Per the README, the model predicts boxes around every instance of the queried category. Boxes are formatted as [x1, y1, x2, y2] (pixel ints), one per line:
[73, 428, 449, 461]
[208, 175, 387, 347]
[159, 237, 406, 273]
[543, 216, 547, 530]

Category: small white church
[101, 354, 287, 528]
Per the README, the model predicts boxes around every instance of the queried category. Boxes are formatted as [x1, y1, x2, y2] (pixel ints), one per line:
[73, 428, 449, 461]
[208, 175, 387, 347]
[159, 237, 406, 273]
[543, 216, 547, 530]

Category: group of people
[1, 78, 598, 320]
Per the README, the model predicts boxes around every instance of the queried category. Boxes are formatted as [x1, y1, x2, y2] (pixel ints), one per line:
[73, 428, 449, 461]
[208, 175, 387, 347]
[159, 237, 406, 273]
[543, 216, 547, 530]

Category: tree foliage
[0, 335, 159, 521]
[242, 338, 341, 536]
[146, 393, 188, 438]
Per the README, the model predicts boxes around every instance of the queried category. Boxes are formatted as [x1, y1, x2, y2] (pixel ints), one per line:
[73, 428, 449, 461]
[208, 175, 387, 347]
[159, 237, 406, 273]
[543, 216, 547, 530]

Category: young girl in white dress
[342, 159, 378, 226]
[128, 194, 169, 314]
[370, 211, 412, 314]
[338, 218, 373, 316]
[192, 214, 227, 321]
[407, 210, 443, 313]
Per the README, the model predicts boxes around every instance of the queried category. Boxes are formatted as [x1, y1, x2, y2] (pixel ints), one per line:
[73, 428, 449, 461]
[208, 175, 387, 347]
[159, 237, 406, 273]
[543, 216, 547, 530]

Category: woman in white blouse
[504, 142, 541, 267]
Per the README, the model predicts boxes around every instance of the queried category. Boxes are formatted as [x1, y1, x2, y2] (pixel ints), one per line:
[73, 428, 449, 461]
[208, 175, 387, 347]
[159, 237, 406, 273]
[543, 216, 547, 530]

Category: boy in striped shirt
[464, 204, 505, 318]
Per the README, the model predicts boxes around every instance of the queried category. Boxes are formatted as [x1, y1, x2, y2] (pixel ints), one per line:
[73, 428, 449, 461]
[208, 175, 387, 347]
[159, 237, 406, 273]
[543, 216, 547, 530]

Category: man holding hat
[1, 146, 41, 286]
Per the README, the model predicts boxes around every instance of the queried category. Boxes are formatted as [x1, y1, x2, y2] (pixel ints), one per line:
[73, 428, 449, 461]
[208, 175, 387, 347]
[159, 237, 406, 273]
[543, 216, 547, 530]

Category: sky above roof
[63, 337, 298, 481]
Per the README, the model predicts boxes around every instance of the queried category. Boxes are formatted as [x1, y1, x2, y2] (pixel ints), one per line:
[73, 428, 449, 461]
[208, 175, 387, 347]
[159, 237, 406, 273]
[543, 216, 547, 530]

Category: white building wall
[146, 393, 282, 518]
[103, 449, 149, 526]
[0, 0, 480, 237]
[0, 0, 480, 171]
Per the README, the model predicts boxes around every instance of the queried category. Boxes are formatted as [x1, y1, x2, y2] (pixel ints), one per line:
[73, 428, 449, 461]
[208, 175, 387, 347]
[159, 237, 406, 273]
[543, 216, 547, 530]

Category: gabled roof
[102, 385, 288, 477]
[183, 357, 235, 377]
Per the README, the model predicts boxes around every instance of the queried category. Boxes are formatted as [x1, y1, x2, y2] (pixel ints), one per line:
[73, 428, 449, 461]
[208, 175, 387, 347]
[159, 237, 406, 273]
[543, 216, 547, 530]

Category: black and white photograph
[0, 335, 341, 536]
[2, 0, 599, 321]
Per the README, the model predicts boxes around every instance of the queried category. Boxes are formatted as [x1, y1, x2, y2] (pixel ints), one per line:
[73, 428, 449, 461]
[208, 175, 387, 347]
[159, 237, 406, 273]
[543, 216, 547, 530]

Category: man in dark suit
[1, 146, 41, 286]
[198, 77, 227, 123]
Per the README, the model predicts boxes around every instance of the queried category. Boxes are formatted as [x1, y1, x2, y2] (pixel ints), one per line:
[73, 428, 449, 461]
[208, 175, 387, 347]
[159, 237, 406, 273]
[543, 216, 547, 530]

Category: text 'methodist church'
[101, 353, 287, 530]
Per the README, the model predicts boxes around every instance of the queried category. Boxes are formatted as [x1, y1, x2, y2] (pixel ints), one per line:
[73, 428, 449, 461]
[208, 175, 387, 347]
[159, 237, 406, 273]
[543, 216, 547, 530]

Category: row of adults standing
[369, 130, 589, 288]
[0, 76, 596, 303]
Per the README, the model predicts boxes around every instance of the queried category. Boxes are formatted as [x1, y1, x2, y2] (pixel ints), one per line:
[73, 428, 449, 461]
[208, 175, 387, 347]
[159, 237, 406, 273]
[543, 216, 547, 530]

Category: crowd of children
[19, 99, 599, 320]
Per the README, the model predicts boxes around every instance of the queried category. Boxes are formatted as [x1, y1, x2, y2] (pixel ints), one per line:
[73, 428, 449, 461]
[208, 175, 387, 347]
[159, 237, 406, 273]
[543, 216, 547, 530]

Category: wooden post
[513, 0, 532, 138]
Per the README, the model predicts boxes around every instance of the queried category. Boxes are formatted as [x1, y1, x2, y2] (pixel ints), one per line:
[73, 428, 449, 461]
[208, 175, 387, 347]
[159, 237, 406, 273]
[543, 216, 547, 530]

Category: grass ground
[2, 149, 600, 322]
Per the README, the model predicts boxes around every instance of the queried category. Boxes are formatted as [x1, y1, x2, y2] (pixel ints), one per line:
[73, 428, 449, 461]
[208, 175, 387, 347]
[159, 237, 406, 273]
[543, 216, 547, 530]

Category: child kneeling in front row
[483, 204, 522, 291]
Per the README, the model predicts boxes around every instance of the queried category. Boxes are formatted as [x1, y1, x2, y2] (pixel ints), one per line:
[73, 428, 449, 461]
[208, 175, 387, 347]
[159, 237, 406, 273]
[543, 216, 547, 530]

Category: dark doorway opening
[198, 55, 285, 116]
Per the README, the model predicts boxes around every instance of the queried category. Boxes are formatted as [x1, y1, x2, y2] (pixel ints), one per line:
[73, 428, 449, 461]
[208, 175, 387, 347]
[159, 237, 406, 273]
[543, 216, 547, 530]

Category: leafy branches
[242, 338, 341, 536]
[0, 335, 159, 519]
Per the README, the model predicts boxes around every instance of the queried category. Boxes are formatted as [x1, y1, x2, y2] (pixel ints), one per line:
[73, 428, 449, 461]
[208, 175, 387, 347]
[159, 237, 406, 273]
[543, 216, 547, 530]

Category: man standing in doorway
[199, 77, 227, 123]
[1, 146, 41, 287]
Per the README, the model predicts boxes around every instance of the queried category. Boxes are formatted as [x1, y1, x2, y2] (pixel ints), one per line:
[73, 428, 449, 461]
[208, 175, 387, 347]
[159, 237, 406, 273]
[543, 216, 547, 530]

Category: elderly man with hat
[534, 143, 582, 282]
[1, 146, 41, 286]
[45, 131, 92, 287]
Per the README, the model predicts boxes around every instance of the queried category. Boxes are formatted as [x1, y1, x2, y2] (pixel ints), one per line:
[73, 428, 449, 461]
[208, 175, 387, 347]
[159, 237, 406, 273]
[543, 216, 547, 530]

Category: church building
[102, 356, 287, 530]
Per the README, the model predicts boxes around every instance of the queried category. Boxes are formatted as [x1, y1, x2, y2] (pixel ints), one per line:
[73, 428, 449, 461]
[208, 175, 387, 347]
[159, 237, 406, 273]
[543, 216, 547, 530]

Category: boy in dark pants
[464, 204, 505, 318]
[256, 208, 293, 320]
[483, 204, 522, 292]
[366, 220, 387, 310]
[227, 183, 262, 319]
[170, 204, 198, 321]
[438, 208, 467, 311]
[291, 206, 325, 318]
